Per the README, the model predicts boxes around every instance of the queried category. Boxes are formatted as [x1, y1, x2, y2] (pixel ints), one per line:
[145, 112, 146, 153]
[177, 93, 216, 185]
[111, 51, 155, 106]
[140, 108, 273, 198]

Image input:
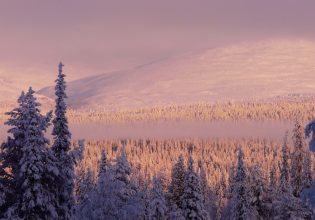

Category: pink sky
[1, 0, 315, 80]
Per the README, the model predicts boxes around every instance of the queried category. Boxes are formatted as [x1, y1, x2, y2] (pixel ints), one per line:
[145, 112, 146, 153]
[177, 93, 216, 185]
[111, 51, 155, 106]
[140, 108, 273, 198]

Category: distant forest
[1, 95, 315, 124]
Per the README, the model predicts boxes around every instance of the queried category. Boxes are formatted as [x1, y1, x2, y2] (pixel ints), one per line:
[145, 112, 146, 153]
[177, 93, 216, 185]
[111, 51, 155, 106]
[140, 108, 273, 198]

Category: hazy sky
[1, 0, 315, 80]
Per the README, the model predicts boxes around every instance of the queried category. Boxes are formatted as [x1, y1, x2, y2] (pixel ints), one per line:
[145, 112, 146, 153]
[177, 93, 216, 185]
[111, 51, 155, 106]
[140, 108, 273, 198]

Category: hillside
[38, 39, 315, 110]
[0, 68, 55, 102]
[0, 77, 21, 101]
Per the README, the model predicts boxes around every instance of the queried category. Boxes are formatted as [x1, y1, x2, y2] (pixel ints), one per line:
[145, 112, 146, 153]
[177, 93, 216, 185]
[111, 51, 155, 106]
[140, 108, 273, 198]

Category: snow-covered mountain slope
[0, 67, 56, 102]
[0, 77, 21, 101]
[38, 39, 315, 110]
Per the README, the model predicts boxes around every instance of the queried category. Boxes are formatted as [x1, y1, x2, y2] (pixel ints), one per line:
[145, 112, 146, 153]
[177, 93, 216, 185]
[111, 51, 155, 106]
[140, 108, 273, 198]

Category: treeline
[1, 93, 315, 124]
[55, 97, 315, 124]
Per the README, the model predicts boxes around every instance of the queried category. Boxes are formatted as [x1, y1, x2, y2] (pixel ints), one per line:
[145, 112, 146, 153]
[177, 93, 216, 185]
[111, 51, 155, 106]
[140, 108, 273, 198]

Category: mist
[0, 120, 294, 141]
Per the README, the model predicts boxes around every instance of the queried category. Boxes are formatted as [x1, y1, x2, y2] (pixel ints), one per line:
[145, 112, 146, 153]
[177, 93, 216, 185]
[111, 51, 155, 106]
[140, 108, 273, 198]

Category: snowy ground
[38, 39, 315, 110]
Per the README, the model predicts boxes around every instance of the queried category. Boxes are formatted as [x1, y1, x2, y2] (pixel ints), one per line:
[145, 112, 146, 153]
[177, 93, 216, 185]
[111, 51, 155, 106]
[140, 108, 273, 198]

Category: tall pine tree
[231, 148, 253, 220]
[52, 62, 71, 156]
[0, 91, 27, 215]
[168, 155, 186, 209]
[51, 62, 75, 219]
[149, 176, 167, 220]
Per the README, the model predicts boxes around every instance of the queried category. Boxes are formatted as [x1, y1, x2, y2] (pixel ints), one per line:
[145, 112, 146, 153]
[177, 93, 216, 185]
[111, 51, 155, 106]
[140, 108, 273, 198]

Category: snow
[38, 39, 315, 110]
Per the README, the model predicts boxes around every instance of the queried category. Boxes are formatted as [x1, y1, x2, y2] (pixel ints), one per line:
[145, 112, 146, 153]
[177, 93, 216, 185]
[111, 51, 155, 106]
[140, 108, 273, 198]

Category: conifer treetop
[52, 62, 71, 155]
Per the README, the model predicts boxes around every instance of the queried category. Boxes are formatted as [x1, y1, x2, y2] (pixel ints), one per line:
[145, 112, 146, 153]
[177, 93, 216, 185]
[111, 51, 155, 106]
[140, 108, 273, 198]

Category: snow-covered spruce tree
[181, 154, 210, 220]
[249, 164, 269, 219]
[76, 168, 94, 205]
[79, 147, 140, 220]
[12, 87, 60, 219]
[149, 176, 167, 220]
[76, 151, 110, 220]
[168, 154, 186, 208]
[291, 120, 306, 197]
[231, 148, 253, 220]
[51, 62, 76, 219]
[52, 62, 71, 157]
[74, 168, 96, 220]
[97, 147, 137, 220]
[0, 91, 28, 215]
[79, 149, 110, 218]
[114, 147, 135, 202]
[303, 151, 312, 189]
